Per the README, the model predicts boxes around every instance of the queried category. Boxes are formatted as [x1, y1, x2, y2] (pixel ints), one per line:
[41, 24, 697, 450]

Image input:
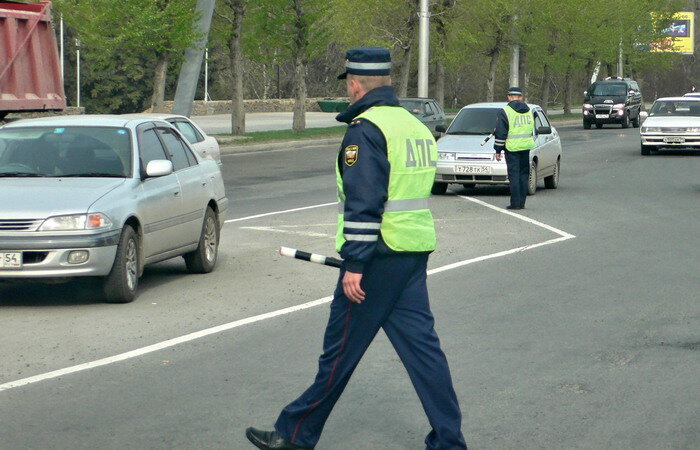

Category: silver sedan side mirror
[145, 160, 174, 178]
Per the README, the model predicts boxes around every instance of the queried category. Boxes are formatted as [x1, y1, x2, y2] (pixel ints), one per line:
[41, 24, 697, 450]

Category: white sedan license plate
[0, 252, 22, 269]
[595, 114, 609, 119]
[455, 165, 492, 175]
[663, 137, 685, 144]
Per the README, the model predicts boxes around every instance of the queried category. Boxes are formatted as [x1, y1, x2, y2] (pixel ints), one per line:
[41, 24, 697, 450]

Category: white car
[432, 103, 562, 195]
[123, 114, 221, 165]
[640, 97, 700, 155]
[682, 92, 700, 98]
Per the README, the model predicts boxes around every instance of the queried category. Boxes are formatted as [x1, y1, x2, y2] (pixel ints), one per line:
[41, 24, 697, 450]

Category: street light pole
[509, 15, 519, 87]
[417, 0, 430, 98]
[204, 47, 209, 102]
[75, 38, 80, 108]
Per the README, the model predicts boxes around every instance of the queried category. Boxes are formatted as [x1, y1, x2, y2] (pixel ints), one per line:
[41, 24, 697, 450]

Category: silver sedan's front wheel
[527, 161, 538, 195]
[103, 225, 139, 303]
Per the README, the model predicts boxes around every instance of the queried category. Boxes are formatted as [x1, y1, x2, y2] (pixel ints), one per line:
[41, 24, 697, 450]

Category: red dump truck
[0, 0, 65, 120]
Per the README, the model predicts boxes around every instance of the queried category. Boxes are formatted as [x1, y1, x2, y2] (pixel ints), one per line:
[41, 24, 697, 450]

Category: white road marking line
[428, 236, 572, 276]
[0, 296, 333, 393]
[225, 202, 337, 223]
[458, 195, 576, 239]
[0, 197, 575, 393]
[239, 226, 333, 238]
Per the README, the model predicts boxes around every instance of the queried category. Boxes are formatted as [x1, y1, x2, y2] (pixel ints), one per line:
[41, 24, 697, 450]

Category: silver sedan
[432, 102, 562, 195]
[0, 115, 228, 303]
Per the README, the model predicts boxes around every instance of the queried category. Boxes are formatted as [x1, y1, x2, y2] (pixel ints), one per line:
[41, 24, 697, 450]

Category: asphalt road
[1, 124, 699, 449]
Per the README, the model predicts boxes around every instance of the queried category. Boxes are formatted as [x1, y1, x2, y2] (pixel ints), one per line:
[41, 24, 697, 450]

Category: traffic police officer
[246, 47, 467, 450]
[494, 87, 535, 210]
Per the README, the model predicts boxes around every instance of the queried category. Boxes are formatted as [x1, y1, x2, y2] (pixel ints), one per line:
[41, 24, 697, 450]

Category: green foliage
[56, 0, 200, 112]
[243, 0, 331, 65]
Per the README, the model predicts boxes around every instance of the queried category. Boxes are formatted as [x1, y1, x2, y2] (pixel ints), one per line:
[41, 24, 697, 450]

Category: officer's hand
[495, 153, 502, 161]
[342, 271, 365, 303]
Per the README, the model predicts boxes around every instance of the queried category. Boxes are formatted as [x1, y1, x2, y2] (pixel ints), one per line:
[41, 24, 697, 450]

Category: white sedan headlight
[641, 127, 661, 133]
[39, 213, 112, 231]
[438, 152, 456, 161]
[686, 127, 700, 132]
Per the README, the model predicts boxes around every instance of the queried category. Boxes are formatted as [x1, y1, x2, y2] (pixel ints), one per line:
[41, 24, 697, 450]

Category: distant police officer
[245, 47, 467, 450]
[493, 87, 535, 210]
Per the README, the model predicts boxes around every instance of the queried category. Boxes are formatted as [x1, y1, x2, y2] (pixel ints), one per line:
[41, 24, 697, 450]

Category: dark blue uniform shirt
[334, 86, 400, 274]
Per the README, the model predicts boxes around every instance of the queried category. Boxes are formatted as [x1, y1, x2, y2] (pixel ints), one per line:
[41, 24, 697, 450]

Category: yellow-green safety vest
[336, 106, 437, 253]
[504, 105, 535, 151]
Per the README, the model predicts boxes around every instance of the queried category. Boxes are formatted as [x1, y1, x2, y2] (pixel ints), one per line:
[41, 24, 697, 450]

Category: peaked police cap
[337, 47, 392, 79]
[507, 86, 524, 96]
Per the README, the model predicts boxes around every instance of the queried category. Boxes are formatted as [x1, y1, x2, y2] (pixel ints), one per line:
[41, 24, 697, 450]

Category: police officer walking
[245, 47, 467, 450]
[493, 87, 535, 210]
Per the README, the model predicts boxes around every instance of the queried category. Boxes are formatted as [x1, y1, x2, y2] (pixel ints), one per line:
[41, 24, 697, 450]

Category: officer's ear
[347, 77, 364, 101]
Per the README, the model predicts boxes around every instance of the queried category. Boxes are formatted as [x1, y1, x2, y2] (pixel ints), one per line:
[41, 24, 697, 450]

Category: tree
[59, 0, 199, 113]
[214, 0, 248, 135]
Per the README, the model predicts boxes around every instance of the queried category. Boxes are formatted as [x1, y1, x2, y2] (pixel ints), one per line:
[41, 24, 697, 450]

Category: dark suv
[582, 77, 643, 129]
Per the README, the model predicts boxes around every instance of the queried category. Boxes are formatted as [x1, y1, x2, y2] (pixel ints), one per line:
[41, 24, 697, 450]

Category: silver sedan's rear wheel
[544, 158, 560, 189]
[184, 207, 219, 274]
[527, 161, 538, 195]
[103, 225, 139, 303]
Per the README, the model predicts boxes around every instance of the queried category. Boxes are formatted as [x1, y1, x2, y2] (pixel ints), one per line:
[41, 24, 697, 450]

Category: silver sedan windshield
[0, 126, 132, 177]
[448, 108, 499, 135]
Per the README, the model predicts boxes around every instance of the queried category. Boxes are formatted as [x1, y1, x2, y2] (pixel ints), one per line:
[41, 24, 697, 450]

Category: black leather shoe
[506, 205, 523, 210]
[245, 427, 312, 449]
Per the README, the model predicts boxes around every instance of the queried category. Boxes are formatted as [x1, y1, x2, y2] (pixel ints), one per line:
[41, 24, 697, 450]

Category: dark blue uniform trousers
[274, 253, 467, 449]
[504, 149, 531, 208]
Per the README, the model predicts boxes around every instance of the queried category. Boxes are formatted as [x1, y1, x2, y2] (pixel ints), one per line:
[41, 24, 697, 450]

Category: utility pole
[75, 38, 80, 108]
[617, 42, 624, 77]
[172, 0, 216, 117]
[417, 0, 430, 97]
[509, 15, 519, 87]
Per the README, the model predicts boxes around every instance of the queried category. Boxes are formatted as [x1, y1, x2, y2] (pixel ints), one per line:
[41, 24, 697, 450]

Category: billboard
[652, 11, 695, 54]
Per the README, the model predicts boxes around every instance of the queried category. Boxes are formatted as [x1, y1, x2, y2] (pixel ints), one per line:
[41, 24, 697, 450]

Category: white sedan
[123, 113, 221, 165]
[432, 102, 562, 195]
[640, 97, 700, 155]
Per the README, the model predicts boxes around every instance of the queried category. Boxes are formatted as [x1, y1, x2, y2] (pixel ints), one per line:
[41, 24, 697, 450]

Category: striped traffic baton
[279, 246, 342, 268]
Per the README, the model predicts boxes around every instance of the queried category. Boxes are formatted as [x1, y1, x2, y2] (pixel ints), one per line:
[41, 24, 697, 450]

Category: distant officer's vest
[504, 105, 535, 151]
[335, 106, 437, 253]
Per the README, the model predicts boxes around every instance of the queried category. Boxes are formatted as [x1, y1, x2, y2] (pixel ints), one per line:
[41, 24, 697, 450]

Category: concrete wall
[147, 98, 348, 115]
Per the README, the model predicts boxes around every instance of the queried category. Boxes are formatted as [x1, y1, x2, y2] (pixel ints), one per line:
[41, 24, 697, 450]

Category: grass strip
[218, 125, 347, 144]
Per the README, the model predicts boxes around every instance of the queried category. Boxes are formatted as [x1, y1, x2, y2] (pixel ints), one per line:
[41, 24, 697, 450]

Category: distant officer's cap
[337, 47, 392, 80]
[508, 86, 524, 96]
